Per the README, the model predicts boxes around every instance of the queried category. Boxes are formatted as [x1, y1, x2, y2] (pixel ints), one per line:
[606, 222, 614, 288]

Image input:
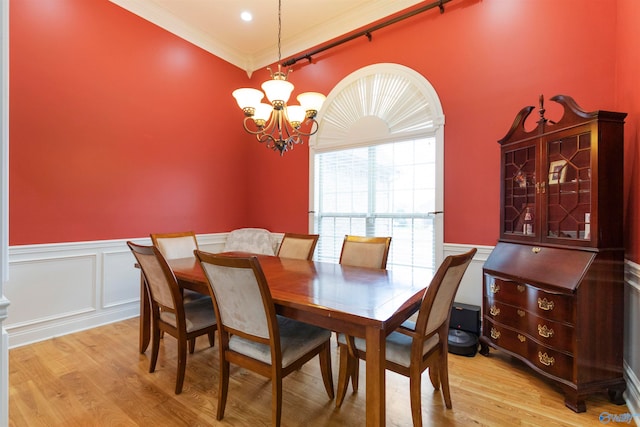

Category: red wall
[616, 0, 640, 262]
[9, 0, 640, 263]
[9, 0, 254, 244]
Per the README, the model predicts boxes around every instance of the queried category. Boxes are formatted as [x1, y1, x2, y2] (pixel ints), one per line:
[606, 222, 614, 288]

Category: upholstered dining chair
[127, 242, 217, 394]
[276, 232, 320, 260]
[223, 228, 276, 255]
[339, 235, 392, 269]
[151, 231, 200, 260]
[337, 234, 392, 389]
[335, 248, 477, 426]
[194, 251, 334, 426]
[150, 231, 211, 343]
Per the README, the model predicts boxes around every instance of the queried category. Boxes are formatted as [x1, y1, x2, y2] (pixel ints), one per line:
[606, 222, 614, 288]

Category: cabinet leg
[607, 387, 626, 405]
[564, 393, 586, 413]
[479, 338, 490, 356]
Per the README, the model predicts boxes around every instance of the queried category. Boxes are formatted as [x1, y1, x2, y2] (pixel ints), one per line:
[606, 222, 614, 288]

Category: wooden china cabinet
[480, 95, 627, 412]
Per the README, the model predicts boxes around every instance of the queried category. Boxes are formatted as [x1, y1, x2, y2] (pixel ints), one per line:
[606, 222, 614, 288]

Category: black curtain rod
[281, 0, 452, 67]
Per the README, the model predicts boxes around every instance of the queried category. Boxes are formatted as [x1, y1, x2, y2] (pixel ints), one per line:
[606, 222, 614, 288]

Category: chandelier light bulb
[253, 103, 274, 126]
[286, 105, 306, 127]
[232, 88, 264, 116]
[297, 92, 326, 118]
[261, 78, 294, 108]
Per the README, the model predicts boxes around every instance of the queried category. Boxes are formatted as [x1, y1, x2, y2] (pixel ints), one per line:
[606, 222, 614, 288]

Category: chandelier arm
[291, 118, 320, 137]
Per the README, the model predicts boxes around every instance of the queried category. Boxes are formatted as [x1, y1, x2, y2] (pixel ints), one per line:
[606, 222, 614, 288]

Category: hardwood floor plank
[9, 318, 631, 426]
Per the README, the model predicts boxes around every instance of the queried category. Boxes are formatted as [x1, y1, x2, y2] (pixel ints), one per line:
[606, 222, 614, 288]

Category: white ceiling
[110, 0, 424, 76]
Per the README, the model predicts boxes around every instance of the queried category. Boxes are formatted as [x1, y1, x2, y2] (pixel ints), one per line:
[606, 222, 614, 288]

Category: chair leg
[409, 366, 423, 427]
[217, 359, 230, 420]
[336, 344, 355, 408]
[188, 337, 196, 354]
[428, 362, 440, 391]
[149, 323, 161, 373]
[351, 359, 359, 391]
[272, 376, 283, 427]
[175, 337, 187, 394]
[208, 330, 215, 347]
[319, 342, 334, 399]
[439, 350, 452, 409]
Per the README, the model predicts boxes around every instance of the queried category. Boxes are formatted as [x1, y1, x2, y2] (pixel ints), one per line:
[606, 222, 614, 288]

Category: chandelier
[232, 0, 326, 156]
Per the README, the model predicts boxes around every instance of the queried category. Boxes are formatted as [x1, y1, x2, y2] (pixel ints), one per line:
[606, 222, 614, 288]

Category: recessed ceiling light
[240, 11, 253, 22]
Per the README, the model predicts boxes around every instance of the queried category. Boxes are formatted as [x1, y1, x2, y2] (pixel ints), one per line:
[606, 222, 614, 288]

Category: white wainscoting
[3, 239, 639, 420]
[4, 234, 226, 348]
[444, 243, 492, 308]
[624, 259, 640, 425]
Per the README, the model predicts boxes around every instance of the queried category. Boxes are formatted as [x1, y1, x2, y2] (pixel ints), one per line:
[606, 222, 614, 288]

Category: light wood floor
[9, 318, 630, 426]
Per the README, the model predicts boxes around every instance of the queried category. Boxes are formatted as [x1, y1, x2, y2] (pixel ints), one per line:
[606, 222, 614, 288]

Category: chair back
[416, 248, 477, 338]
[151, 231, 199, 260]
[196, 252, 275, 340]
[339, 235, 392, 269]
[128, 242, 178, 311]
[277, 233, 319, 260]
[223, 228, 275, 255]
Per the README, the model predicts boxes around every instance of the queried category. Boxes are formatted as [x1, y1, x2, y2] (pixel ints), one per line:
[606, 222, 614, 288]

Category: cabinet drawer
[530, 342, 574, 382]
[484, 277, 527, 306]
[485, 277, 574, 323]
[484, 299, 528, 329]
[483, 319, 528, 359]
[484, 300, 574, 353]
[526, 313, 573, 353]
[484, 319, 574, 382]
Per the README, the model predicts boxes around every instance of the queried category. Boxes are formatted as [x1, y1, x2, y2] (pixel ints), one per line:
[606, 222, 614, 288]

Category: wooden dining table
[138, 252, 431, 427]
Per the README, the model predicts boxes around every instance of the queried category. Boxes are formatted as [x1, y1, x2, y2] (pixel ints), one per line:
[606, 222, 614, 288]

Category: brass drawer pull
[538, 297, 555, 311]
[517, 284, 526, 293]
[517, 309, 526, 317]
[490, 283, 500, 294]
[517, 334, 526, 342]
[538, 351, 555, 366]
[538, 324, 555, 338]
[491, 327, 501, 340]
[490, 305, 500, 316]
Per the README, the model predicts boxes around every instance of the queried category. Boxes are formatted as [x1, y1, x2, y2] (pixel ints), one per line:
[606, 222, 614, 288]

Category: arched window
[309, 63, 444, 275]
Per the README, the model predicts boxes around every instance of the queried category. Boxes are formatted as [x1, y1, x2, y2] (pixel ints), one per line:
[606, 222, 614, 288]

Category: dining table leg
[139, 273, 150, 353]
[365, 326, 386, 427]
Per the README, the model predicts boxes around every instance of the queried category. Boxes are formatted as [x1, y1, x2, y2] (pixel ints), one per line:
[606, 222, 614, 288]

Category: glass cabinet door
[502, 144, 537, 238]
[544, 131, 591, 243]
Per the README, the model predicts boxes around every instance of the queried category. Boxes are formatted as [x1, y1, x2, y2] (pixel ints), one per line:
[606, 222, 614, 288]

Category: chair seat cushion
[229, 316, 331, 368]
[337, 321, 439, 368]
[182, 289, 209, 303]
[160, 297, 216, 332]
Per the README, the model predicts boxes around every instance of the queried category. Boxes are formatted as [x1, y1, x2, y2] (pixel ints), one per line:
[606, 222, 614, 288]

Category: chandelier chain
[277, 0, 282, 63]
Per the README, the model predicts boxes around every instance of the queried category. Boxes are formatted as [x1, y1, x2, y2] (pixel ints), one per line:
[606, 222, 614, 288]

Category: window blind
[313, 137, 436, 275]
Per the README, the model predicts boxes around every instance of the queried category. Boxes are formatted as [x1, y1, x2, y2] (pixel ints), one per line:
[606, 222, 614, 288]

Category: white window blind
[313, 137, 436, 276]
